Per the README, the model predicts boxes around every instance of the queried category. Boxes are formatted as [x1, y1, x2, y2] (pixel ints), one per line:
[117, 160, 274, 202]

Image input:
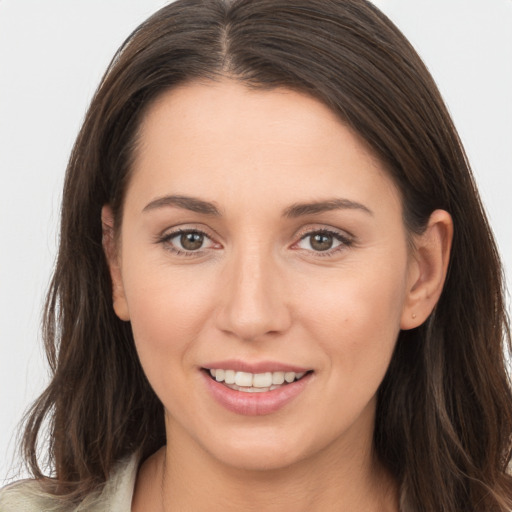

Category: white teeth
[224, 369, 236, 384]
[208, 369, 308, 388]
[272, 371, 285, 385]
[253, 372, 272, 388]
[284, 372, 296, 383]
[235, 371, 253, 387]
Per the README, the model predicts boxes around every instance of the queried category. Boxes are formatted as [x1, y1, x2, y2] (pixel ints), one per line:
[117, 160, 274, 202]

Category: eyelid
[293, 223, 354, 241]
[156, 222, 221, 241]
[155, 224, 222, 255]
[154, 223, 354, 257]
[290, 225, 355, 255]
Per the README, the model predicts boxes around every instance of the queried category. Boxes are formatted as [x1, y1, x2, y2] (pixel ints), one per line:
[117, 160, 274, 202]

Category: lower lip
[202, 371, 312, 416]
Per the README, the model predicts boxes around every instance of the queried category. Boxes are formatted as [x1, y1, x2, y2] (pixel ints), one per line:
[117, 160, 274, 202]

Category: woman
[1, 0, 511, 510]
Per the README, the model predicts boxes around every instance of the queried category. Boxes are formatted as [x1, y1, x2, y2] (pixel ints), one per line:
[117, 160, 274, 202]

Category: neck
[133, 423, 399, 512]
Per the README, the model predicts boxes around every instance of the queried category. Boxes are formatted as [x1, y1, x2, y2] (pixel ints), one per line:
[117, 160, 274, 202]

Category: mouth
[203, 368, 313, 393]
[201, 364, 314, 415]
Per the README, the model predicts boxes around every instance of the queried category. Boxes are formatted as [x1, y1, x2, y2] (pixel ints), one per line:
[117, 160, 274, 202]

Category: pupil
[181, 232, 203, 250]
[311, 233, 333, 251]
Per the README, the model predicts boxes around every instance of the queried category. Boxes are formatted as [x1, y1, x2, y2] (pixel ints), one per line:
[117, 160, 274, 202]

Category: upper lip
[202, 359, 311, 374]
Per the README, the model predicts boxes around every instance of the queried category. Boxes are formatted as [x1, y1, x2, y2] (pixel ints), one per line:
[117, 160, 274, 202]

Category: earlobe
[400, 209, 453, 330]
[101, 205, 130, 321]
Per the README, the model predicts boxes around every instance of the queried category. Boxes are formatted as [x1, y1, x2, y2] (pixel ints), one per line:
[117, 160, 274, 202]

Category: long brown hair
[21, 0, 512, 509]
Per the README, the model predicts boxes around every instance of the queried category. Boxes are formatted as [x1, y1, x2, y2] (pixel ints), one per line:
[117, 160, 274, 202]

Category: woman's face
[108, 80, 420, 471]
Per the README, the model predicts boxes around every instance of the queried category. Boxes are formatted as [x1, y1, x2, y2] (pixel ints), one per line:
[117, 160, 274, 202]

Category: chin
[194, 421, 335, 473]
[210, 443, 308, 472]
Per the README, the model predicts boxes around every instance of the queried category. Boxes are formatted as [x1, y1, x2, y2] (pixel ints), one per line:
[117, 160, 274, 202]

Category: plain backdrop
[1, 0, 511, 482]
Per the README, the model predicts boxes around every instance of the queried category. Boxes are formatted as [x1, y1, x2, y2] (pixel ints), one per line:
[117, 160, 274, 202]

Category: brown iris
[310, 233, 334, 251]
[180, 232, 204, 250]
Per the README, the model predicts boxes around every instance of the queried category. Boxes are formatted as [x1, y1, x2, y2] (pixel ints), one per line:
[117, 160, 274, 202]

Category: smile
[208, 369, 307, 392]
[202, 365, 313, 415]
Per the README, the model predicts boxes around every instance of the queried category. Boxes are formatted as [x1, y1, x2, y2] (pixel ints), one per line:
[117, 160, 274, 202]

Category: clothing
[0, 455, 138, 512]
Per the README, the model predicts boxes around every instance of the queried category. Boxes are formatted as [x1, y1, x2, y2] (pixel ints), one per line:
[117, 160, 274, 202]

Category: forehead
[128, 79, 401, 217]
[138, 79, 374, 158]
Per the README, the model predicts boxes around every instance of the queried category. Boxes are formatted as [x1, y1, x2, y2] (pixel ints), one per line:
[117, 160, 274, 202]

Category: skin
[102, 79, 452, 512]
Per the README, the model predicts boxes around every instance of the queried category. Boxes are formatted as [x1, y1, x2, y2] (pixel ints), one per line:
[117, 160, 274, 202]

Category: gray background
[1, 0, 511, 482]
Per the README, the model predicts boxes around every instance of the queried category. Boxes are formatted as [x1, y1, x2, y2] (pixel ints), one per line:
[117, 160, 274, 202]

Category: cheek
[304, 258, 406, 316]
[296, 253, 408, 375]
[121, 260, 217, 377]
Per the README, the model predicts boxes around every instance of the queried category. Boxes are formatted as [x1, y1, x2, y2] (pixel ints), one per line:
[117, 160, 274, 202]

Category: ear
[101, 205, 130, 321]
[400, 209, 453, 330]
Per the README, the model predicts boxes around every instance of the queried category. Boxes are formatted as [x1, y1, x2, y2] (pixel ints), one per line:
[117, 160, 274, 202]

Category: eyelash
[155, 228, 216, 257]
[293, 228, 354, 257]
[156, 227, 353, 257]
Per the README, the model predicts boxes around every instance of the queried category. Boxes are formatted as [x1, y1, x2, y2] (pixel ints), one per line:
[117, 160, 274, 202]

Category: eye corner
[291, 226, 355, 257]
[155, 226, 222, 257]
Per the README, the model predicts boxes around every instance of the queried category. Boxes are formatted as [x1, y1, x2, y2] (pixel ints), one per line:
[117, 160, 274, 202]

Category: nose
[215, 246, 292, 341]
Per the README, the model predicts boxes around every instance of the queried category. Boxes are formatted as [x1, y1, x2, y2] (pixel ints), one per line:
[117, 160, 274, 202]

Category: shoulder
[0, 479, 67, 512]
[0, 454, 139, 512]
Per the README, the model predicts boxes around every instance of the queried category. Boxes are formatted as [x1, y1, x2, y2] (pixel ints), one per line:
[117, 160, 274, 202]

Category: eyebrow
[142, 194, 373, 218]
[283, 198, 373, 218]
[142, 195, 221, 215]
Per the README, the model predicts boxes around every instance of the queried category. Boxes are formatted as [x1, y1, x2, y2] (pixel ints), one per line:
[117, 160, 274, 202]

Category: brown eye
[310, 233, 334, 251]
[161, 229, 217, 254]
[296, 230, 349, 254]
[180, 232, 204, 251]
